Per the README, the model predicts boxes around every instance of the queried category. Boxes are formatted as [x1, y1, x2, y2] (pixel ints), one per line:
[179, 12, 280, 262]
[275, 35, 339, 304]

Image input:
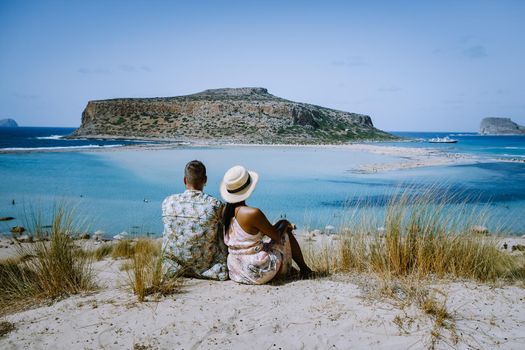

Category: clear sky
[1, 0, 524, 131]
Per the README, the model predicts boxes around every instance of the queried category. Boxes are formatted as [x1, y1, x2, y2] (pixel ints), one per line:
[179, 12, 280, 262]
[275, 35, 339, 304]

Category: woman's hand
[272, 220, 295, 246]
[274, 219, 294, 234]
[273, 219, 290, 230]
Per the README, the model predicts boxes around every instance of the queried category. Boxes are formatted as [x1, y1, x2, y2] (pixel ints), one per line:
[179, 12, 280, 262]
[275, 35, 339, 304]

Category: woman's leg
[286, 231, 313, 275]
[274, 220, 314, 277]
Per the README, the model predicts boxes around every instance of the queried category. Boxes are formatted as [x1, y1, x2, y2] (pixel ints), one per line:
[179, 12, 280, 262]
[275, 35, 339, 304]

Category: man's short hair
[185, 160, 207, 184]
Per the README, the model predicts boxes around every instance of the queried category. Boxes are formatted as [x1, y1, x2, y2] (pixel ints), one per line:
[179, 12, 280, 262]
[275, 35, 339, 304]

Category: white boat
[428, 136, 458, 143]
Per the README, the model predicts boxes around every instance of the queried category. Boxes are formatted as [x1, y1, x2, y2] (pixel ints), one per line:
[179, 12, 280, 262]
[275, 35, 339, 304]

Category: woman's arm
[241, 208, 289, 244]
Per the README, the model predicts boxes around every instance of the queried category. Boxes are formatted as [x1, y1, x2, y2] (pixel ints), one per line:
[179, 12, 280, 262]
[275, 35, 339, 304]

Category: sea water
[387, 131, 525, 160]
[1, 128, 524, 236]
[0, 127, 157, 150]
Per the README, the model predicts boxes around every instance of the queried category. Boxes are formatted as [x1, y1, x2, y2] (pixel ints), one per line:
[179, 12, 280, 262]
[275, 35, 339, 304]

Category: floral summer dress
[224, 217, 292, 284]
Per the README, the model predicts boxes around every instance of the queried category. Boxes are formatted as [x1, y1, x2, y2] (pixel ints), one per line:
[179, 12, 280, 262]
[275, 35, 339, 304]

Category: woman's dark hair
[222, 202, 244, 231]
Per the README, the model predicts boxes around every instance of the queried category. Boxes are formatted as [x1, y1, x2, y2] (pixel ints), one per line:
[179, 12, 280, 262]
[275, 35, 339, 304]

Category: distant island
[69, 87, 395, 144]
[0, 118, 18, 127]
[480, 117, 525, 135]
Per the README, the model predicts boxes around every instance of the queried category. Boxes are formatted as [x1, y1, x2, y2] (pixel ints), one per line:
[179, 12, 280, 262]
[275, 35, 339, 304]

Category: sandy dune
[1, 255, 524, 350]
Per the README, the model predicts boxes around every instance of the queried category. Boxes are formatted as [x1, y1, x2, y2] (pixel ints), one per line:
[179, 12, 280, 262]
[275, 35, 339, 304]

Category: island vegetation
[70, 87, 396, 144]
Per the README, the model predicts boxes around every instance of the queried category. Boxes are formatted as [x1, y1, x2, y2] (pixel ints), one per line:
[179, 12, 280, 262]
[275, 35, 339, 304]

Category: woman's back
[224, 216, 264, 255]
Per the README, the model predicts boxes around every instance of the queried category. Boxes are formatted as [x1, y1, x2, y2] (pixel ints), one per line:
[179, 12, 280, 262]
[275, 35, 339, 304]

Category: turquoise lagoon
[1, 128, 525, 236]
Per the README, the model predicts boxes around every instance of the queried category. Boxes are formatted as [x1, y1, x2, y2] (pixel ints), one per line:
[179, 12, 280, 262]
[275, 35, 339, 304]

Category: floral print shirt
[161, 190, 228, 281]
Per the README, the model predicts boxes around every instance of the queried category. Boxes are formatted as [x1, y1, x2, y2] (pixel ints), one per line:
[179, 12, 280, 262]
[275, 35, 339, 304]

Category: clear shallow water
[1, 128, 524, 236]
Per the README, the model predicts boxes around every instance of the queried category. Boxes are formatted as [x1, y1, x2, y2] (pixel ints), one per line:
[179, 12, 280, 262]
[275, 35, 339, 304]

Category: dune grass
[92, 243, 113, 260]
[0, 207, 94, 315]
[89, 239, 135, 261]
[304, 186, 523, 282]
[127, 239, 182, 302]
[111, 239, 135, 259]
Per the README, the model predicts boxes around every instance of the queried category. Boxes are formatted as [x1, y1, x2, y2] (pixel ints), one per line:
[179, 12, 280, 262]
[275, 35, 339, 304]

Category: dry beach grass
[0, 209, 181, 315]
[0, 208, 95, 315]
[303, 186, 522, 282]
[127, 239, 182, 302]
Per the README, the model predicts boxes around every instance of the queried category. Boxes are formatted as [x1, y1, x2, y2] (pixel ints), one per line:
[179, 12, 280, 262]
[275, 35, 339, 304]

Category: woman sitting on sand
[220, 165, 314, 284]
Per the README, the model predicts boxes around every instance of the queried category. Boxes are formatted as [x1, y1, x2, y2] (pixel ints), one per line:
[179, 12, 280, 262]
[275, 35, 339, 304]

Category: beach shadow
[269, 270, 330, 286]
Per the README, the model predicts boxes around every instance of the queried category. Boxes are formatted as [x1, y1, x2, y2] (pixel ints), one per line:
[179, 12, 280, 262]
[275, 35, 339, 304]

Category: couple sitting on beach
[161, 160, 313, 284]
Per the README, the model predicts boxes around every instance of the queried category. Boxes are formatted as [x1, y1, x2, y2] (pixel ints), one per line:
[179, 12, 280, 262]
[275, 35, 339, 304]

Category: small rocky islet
[69, 87, 396, 144]
[480, 117, 525, 135]
[0, 118, 18, 128]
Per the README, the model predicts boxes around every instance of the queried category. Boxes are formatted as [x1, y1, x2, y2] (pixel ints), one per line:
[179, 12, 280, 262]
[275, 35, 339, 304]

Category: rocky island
[479, 117, 525, 135]
[70, 87, 395, 144]
[0, 118, 18, 127]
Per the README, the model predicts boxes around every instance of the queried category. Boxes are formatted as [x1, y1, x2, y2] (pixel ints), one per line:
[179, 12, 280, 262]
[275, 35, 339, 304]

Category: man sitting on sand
[161, 160, 228, 281]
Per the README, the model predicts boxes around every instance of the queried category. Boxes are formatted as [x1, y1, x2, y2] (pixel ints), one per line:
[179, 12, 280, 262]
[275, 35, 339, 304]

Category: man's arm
[215, 202, 228, 253]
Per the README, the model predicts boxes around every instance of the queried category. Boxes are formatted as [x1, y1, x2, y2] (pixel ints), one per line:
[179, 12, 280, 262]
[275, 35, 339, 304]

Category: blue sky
[1, 0, 524, 131]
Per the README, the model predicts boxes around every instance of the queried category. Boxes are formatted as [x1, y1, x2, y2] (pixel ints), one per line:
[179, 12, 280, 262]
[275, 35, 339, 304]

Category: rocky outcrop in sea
[479, 117, 525, 135]
[70, 87, 395, 144]
[0, 118, 18, 127]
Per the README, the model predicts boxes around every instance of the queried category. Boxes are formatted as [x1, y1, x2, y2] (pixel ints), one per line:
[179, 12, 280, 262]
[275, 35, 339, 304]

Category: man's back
[162, 189, 228, 280]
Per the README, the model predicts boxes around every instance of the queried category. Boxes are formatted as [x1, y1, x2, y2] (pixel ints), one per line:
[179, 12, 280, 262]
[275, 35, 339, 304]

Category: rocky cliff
[0, 118, 18, 127]
[479, 117, 525, 135]
[70, 88, 394, 144]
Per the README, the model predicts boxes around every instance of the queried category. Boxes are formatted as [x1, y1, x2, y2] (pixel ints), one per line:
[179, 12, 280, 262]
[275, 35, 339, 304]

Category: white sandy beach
[1, 237, 524, 350]
[1, 260, 524, 349]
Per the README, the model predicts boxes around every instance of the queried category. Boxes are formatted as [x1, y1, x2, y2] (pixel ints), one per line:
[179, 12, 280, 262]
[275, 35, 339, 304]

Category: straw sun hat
[220, 165, 259, 203]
